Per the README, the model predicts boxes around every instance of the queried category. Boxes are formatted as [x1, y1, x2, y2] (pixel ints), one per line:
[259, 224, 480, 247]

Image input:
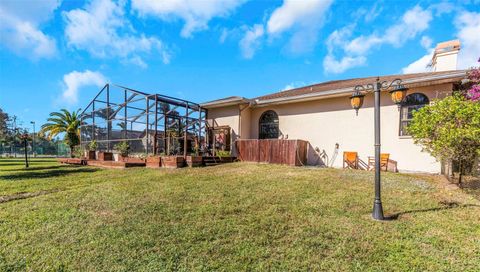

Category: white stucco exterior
[206, 83, 454, 173]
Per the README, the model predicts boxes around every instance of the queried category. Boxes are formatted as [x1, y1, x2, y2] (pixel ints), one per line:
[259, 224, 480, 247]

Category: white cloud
[239, 24, 264, 59]
[401, 10, 480, 73]
[64, 0, 170, 67]
[455, 11, 480, 68]
[323, 5, 433, 74]
[131, 0, 247, 38]
[323, 54, 366, 74]
[420, 36, 433, 49]
[62, 70, 107, 104]
[401, 36, 434, 74]
[267, 0, 333, 53]
[0, 0, 59, 59]
[401, 49, 433, 74]
[282, 81, 306, 91]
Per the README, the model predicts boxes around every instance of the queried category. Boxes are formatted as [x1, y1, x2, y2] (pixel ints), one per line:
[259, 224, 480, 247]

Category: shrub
[216, 150, 231, 157]
[114, 141, 130, 157]
[408, 94, 480, 182]
[88, 140, 97, 151]
[72, 146, 83, 158]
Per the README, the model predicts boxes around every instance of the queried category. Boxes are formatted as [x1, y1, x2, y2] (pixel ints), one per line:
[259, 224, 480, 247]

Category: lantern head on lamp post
[350, 89, 365, 116]
[389, 84, 408, 106]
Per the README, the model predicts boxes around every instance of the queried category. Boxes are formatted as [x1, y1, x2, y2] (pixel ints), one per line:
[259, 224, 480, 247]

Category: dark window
[259, 110, 279, 139]
[399, 93, 429, 136]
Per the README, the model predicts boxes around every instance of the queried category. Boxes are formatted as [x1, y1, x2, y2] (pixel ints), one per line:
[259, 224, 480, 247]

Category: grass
[0, 158, 479, 271]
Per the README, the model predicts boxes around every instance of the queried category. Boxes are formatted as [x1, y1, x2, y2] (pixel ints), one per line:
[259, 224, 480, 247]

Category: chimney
[431, 40, 461, 72]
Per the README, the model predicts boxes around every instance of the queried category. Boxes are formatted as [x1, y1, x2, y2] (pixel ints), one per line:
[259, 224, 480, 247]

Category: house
[200, 40, 465, 173]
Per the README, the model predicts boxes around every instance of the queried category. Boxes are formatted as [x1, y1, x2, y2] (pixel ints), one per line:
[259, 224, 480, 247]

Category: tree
[465, 65, 480, 101]
[40, 109, 82, 157]
[408, 94, 480, 183]
[0, 108, 9, 141]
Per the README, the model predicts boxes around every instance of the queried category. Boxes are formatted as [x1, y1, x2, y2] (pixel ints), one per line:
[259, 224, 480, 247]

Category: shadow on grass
[0, 159, 56, 163]
[0, 167, 99, 180]
[1, 165, 67, 172]
[0, 189, 61, 203]
[385, 201, 480, 220]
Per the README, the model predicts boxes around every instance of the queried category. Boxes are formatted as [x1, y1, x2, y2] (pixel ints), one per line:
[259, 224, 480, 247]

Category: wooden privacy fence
[235, 139, 308, 166]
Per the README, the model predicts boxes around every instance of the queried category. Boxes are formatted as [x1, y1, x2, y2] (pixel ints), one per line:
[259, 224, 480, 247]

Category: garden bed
[87, 160, 145, 169]
[58, 158, 87, 165]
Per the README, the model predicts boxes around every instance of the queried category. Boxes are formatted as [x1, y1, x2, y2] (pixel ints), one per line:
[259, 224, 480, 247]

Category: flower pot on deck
[161, 156, 185, 168]
[146, 156, 162, 168]
[186, 156, 203, 167]
[98, 151, 113, 161]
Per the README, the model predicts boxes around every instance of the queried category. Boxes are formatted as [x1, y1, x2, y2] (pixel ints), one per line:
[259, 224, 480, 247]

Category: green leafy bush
[408, 94, 480, 182]
[88, 140, 97, 151]
[216, 150, 231, 157]
[114, 141, 130, 157]
[72, 146, 83, 158]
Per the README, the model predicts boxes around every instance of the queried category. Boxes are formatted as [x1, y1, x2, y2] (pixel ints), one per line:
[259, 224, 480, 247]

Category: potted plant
[72, 146, 84, 159]
[114, 141, 130, 162]
[217, 150, 233, 163]
[86, 140, 97, 160]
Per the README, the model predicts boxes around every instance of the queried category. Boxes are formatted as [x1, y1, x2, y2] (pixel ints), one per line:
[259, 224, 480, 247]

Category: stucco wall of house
[206, 83, 453, 173]
[240, 106, 252, 139]
[206, 105, 241, 155]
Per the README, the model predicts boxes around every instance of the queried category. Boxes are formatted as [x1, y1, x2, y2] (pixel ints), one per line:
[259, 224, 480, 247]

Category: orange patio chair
[343, 152, 358, 169]
[368, 153, 390, 171]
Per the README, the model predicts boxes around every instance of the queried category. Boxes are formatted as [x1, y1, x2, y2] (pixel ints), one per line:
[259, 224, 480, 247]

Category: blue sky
[0, 0, 479, 130]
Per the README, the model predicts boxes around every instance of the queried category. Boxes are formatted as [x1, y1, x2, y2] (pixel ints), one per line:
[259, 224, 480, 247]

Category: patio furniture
[368, 153, 390, 171]
[343, 152, 358, 169]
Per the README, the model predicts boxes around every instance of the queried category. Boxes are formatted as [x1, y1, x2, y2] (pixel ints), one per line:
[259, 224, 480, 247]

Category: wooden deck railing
[235, 139, 308, 166]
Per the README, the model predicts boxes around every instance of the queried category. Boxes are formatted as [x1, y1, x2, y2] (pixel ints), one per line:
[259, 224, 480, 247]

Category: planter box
[146, 156, 162, 168]
[98, 152, 113, 161]
[186, 156, 203, 167]
[219, 156, 234, 163]
[118, 155, 145, 163]
[161, 156, 185, 168]
[85, 150, 96, 160]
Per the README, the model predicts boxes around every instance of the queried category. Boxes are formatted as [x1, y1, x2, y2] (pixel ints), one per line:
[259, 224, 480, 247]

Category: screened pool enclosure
[79, 84, 208, 156]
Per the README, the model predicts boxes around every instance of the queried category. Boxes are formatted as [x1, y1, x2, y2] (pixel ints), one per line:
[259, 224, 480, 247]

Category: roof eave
[254, 71, 466, 107]
[200, 97, 250, 109]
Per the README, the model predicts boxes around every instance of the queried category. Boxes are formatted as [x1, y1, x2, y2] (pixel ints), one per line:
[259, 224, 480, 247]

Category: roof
[200, 96, 249, 109]
[202, 70, 466, 108]
[254, 71, 464, 102]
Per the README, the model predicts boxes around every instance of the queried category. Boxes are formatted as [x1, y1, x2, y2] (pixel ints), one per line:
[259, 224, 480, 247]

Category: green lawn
[0, 158, 479, 271]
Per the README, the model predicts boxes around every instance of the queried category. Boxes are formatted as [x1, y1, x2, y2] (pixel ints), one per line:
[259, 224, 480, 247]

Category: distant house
[201, 40, 465, 173]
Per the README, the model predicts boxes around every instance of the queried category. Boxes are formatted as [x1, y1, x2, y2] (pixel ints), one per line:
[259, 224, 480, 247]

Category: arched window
[259, 110, 279, 139]
[399, 93, 429, 136]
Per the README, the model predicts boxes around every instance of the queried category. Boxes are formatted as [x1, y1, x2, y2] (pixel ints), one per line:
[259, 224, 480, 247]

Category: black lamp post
[349, 77, 408, 220]
[20, 133, 29, 168]
[30, 121, 35, 157]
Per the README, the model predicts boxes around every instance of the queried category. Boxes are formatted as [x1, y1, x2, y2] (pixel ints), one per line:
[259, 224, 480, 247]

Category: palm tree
[40, 109, 82, 157]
